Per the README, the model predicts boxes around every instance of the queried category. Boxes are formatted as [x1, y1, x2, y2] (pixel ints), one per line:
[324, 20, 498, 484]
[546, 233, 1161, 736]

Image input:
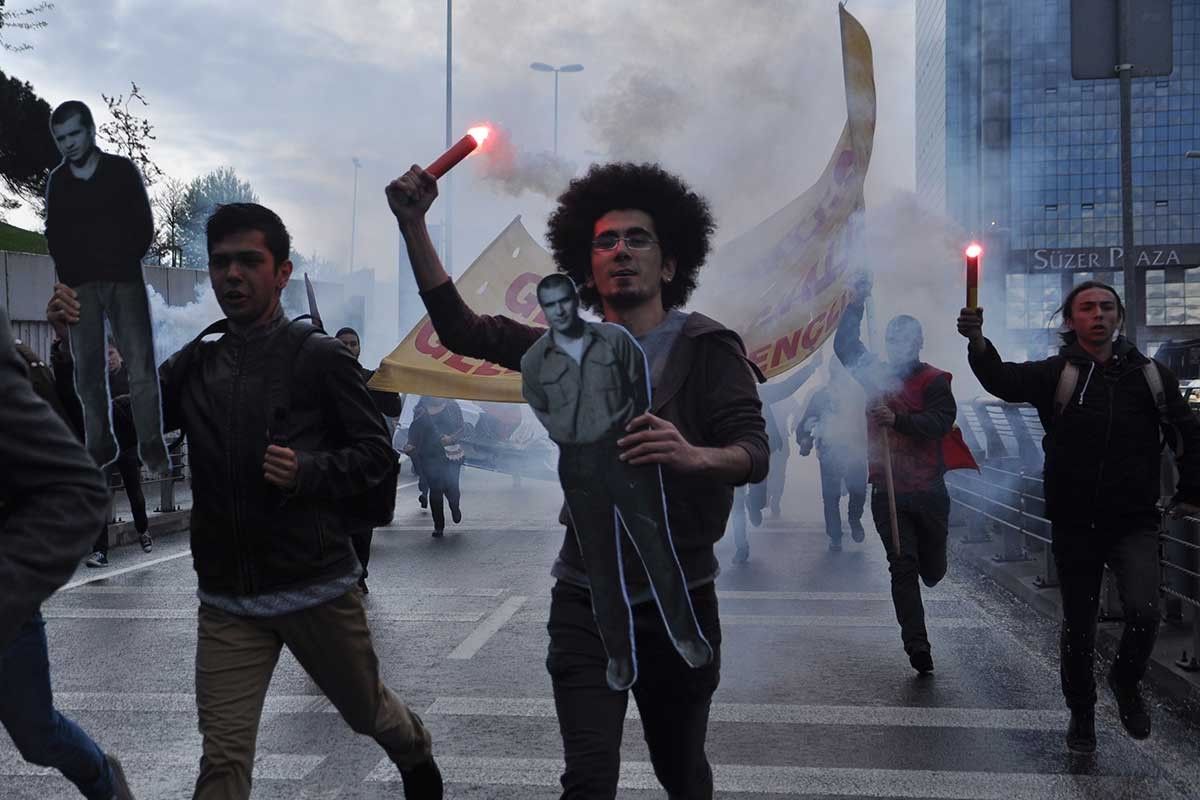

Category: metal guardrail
[948, 400, 1200, 673]
[105, 439, 190, 523]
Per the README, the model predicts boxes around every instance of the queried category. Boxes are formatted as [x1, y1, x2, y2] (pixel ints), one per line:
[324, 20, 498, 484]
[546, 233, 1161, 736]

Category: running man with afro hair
[387, 161, 768, 799]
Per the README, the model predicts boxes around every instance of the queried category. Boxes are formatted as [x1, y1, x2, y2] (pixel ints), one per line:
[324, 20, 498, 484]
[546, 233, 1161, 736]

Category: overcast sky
[6, 0, 916, 281]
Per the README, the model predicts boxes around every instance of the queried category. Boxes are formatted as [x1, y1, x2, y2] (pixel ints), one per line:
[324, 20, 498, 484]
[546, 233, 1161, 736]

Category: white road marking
[40, 607, 485, 622]
[48, 692, 335, 714]
[447, 596, 528, 659]
[0, 750, 323, 780]
[720, 614, 984, 628]
[424, 696, 1068, 730]
[363, 756, 1166, 798]
[66, 584, 507, 598]
[61, 548, 192, 591]
[717, 590, 962, 601]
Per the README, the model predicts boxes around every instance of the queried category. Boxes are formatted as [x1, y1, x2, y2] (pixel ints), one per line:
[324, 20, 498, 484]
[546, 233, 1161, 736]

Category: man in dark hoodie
[387, 161, 768, 800]
[959, 281, 1200, 754]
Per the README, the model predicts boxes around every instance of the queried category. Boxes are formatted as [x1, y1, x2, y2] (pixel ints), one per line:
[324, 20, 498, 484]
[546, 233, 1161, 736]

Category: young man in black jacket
[49, 203, 441, 800]
[958, 281, 1200, 753]
[387, 162, 768, 800]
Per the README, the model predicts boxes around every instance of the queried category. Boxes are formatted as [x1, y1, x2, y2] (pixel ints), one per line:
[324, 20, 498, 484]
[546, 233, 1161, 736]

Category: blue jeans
[0, 612, 115, 799]
[70, 279, 170, 474]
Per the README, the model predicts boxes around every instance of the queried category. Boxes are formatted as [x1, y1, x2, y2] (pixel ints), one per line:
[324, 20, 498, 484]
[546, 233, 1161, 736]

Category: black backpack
[178, 316, 399, 528]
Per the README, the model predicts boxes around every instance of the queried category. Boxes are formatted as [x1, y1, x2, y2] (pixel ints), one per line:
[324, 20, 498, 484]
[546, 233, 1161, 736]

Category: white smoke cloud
[146, 281, 223, 366]
[475, 126, 578, 199]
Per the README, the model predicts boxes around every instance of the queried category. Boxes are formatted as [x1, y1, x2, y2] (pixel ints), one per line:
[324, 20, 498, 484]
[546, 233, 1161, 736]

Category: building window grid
[1008, 0, 1197, 253]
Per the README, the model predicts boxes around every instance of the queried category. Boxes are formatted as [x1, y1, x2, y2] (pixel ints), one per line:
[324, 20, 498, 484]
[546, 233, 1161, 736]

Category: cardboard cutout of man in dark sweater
[521, 274, 711, 691]
[44, 100, 170, 475]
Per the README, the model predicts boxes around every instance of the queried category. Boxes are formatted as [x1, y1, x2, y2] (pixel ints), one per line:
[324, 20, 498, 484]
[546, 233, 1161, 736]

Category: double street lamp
[530, 62, 584, 155]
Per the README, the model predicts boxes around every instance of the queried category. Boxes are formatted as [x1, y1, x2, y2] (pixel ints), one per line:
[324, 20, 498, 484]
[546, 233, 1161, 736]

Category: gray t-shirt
[636, 309, 688, 391]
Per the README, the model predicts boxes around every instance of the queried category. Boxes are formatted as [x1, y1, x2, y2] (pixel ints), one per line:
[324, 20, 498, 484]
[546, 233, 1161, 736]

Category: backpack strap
[267, 318, 323, 446]
[1142, 361, 1168, 420]
[1053, 361, 1080, 419]
[1141, 360, 1183, 458]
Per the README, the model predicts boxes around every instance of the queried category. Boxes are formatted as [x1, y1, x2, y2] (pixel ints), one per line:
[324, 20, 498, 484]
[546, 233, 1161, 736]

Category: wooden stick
[879, 428, 901, 555]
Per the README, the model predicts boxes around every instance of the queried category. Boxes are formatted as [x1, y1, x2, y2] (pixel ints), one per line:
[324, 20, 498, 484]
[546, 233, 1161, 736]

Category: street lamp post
[349, 156, 361, 273]
[530, 62, 584, 156]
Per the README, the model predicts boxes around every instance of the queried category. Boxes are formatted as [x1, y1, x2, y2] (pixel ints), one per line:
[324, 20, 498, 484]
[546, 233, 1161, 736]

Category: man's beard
[603, 284, 652, 311]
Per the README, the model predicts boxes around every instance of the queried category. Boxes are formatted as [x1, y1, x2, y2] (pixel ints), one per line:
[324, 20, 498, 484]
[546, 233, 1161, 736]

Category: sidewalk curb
[948, 527, 1200, 719]
[105, 509, 190, 548]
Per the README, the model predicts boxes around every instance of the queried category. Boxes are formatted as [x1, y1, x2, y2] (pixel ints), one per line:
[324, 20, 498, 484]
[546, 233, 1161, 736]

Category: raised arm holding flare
[958, 284, 1200, 754]
[388, 162, 767, 800]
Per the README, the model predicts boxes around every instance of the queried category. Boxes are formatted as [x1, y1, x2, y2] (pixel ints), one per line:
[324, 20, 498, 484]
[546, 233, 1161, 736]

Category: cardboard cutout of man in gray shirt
[521, 274, 711, 691]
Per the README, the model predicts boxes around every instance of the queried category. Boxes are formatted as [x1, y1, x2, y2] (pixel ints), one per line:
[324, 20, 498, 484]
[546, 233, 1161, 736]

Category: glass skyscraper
[916, 0, 1199, 357]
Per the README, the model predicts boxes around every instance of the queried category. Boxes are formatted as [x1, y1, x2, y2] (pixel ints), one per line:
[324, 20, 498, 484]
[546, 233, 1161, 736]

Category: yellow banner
[370, 217, 550, 401]
[691, 6, 876, 379]
[373, 6, 876, 397]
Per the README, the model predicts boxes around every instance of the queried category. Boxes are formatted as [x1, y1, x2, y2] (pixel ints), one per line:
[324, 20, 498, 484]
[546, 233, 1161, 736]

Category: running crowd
[3, 98, 1199, 800]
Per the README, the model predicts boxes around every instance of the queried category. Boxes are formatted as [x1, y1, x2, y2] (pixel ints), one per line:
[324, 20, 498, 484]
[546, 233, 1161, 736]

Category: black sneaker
[418, 494, 428, 509]
[1066, 708, 1097, 753]
[450, 504, 462, 524]
[107, 754, 135, 799]
[85, 551, 109, 568]
[399, 755, 443, 800]
[431, 529, 444, 538]
[139, 533, 153, 553]
[1107, 672, 1151, 739]
[909, 648, 934, 674]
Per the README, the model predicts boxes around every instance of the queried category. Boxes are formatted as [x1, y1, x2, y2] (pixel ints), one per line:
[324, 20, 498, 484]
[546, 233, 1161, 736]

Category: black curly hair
[545, 162, 715, 313]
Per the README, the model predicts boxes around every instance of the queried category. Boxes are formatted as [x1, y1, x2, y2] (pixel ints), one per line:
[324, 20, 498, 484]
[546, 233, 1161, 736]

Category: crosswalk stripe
[0, 751, 323, 781]
[423, 696, 1068, 730]
[64, 585, 507, 598]
[721, 614, 984, 628]
[39, 607, 484, 622]
[362, 755, 1166, 798]
[47, 692, 336, 714]
[448, 596, 528, 659]
[717, 590, 962, 601]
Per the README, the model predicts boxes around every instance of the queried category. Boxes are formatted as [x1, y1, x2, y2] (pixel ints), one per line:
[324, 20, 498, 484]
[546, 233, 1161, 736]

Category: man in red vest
[834, 278, 960, 674]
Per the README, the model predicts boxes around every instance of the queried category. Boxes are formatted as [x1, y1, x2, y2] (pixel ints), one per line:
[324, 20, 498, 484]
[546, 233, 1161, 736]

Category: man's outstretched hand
[386, 166, 439, 226]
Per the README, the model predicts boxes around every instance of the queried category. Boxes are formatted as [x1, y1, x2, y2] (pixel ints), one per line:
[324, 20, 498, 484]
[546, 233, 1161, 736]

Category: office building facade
[917, 0, 1199, 357]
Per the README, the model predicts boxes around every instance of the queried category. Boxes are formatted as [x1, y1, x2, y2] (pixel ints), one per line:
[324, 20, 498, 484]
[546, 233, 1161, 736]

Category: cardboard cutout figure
[520, 274, 711, 690]
[44, 100, 170, 475]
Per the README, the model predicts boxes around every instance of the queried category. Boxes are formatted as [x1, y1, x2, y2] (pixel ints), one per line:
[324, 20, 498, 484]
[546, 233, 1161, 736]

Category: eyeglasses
[591, 232, 658, 251]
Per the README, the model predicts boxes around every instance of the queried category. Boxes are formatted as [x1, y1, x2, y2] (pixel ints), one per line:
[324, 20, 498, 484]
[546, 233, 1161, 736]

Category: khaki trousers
[192, 589, 432, 800]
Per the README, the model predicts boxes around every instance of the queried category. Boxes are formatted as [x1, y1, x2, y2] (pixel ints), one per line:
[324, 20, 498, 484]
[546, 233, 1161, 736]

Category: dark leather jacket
[159, 311, 394, 595]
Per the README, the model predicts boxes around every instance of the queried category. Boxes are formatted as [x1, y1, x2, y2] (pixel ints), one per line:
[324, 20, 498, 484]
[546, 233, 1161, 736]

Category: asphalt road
[5, 463, 1200, 799]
